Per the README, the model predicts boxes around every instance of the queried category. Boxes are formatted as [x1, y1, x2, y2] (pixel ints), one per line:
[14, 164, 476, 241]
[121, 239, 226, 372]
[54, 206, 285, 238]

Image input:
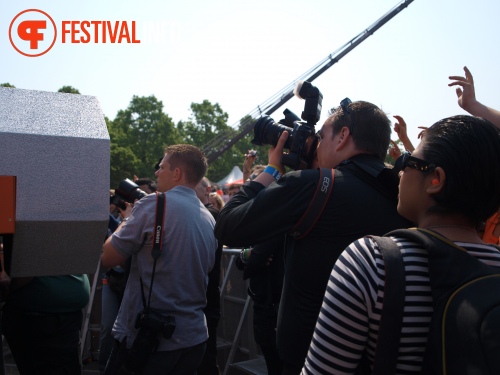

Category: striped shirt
[302, 236, 500, 375]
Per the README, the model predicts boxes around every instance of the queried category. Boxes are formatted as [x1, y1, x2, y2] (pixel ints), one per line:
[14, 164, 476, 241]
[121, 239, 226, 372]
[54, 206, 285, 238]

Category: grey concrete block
[0, 87, 109, 277]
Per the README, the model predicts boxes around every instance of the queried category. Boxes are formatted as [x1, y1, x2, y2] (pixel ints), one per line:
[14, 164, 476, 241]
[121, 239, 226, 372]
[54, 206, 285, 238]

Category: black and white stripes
[302, 237, 500, 375]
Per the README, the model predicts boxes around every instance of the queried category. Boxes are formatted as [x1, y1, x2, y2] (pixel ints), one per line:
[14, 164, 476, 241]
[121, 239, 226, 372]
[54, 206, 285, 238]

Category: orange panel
[0, 176, 16, 234]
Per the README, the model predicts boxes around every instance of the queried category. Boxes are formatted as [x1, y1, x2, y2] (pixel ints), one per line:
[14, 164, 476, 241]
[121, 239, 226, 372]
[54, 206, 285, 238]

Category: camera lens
[251, 116, 293, 149]
[114, 179, 147, 205]
[130, 188, 147, 201]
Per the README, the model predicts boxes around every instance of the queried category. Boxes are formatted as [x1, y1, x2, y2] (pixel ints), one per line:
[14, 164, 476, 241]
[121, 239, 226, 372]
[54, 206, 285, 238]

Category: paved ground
[2, 339, 100, 375]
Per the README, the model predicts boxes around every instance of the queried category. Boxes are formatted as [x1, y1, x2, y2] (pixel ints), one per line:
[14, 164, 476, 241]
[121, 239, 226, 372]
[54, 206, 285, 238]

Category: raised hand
[448, 66, 477, 113]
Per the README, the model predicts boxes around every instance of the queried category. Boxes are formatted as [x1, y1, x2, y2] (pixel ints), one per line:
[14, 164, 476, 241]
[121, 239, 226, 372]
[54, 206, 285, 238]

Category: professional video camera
[118, 309, 176, 375]
[251, 81, 323, 170]
[110, 178, 147, 210]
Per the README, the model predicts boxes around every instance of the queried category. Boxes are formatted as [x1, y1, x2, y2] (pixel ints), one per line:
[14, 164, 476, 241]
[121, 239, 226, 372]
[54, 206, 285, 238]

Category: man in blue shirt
[102, 144, 217, 375]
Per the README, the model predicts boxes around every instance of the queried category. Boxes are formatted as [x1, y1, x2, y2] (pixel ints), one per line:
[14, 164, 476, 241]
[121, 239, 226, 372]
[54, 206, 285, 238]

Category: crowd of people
[1, 66, 499, 375]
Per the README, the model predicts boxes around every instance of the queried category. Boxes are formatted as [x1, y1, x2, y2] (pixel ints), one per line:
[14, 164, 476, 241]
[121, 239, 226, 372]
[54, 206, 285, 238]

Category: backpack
[371, 228, 500, 375]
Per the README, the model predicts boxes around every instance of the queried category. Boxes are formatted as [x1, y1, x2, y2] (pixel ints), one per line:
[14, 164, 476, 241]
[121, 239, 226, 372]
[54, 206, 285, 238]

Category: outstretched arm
[449, 66, 500, 128]
[393, 115, 415, 152]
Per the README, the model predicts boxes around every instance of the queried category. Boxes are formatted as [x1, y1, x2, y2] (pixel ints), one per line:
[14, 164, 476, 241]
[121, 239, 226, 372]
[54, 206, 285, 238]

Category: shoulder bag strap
[288, 168, 334, 240]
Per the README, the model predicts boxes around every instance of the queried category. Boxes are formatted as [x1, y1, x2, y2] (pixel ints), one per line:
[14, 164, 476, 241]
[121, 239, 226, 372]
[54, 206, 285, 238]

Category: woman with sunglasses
[302, 115, 500, 375]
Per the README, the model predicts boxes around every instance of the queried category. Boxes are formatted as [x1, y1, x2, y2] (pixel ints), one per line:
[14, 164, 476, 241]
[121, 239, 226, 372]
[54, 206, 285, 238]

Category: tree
[0, 83, 15, 88]
[109, 144, 142, 188]
[109, 95, 181, 181]
[179, 100, 229, 146]
[177, 100, 241, 182]
[58, 86, 80, 94]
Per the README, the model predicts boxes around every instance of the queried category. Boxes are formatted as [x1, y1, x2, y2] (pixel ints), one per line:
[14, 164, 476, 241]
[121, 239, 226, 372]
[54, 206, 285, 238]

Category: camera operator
[102, 144, 217, 375]
[214, 100, 412, 374]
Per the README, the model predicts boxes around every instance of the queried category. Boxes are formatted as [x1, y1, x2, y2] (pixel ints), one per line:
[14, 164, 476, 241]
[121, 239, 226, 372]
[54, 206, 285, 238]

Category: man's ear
[426, 167, 446, 194]
[173, 167, 182, 181]
[336, 127, 351, 150]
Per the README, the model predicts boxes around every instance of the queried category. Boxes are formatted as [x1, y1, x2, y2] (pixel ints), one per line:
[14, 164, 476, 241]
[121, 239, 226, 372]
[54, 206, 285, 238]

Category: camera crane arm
[203, 0, 414, 164]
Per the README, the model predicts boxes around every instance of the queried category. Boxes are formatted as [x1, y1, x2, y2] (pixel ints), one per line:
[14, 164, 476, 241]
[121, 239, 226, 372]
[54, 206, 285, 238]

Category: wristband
[264, 165, 282, 181]
[268, 163, 285, 175]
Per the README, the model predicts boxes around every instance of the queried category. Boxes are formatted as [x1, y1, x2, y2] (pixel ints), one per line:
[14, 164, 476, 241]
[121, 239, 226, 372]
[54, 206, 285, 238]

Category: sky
[2, 0, 500, 148]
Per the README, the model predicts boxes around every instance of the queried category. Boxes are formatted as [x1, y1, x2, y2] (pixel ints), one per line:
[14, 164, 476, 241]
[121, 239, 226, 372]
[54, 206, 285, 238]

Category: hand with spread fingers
[448, 66, 477, 114]
[448, 66, 500, 128]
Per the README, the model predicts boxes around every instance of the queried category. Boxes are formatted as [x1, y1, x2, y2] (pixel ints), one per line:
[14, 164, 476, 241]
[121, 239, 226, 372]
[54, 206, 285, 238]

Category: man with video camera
[102, 144, 217, 375]
[214, 99, 412, 374]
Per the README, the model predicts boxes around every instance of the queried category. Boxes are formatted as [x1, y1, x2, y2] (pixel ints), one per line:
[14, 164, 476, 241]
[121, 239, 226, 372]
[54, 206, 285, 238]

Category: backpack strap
[288, 168, 334, 240]
[368, 236, 406, 375]
[384, 228, 500, 374]
[385, 228, 500, 295]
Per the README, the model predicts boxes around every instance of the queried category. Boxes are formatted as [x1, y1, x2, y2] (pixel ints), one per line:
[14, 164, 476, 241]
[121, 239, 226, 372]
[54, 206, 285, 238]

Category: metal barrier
[218, 248, 260, 375]
[218, 248, 263, 374]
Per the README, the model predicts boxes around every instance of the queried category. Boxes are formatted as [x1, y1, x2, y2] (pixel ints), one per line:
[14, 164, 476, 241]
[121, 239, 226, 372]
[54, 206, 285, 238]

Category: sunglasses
[340, 97, 354, 134]
[397, 151, 436, 172]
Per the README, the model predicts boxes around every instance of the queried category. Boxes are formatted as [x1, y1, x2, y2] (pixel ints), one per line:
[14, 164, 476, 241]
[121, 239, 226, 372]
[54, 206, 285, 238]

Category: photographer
[214, 100, 412, 374]
[102, 144, 217, 375]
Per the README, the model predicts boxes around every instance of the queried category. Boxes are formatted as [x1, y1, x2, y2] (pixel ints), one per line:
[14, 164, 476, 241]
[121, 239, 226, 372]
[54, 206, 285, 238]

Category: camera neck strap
[140, 191, 166, 312]
[288, 168, 334, 240]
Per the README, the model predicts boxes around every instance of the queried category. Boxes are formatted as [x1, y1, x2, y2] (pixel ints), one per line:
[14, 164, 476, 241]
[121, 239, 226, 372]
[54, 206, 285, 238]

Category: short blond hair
[209, 193, 225, 210]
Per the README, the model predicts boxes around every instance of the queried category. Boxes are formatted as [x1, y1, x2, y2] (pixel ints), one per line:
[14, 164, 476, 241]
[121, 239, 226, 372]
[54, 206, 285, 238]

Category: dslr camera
[110, 178, 147, 211]
[252, 81, 323, 170]
[118, 309, 176, 375]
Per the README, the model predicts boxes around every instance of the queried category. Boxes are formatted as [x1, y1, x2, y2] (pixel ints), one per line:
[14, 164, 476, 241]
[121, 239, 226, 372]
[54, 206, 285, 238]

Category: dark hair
[330, 100, 391, 161]
[422, 115, 500, 224]
[135, 178, 157, 192]
[164, 144, 208, 184]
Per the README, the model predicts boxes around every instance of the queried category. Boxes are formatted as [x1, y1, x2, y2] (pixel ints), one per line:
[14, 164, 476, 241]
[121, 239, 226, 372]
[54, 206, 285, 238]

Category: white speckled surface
[0, 87, 109, 276]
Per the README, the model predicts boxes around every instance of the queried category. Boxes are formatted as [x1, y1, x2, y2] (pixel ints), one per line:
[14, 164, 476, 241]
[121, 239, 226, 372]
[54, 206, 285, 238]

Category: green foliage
[0, 83, 15, 88]
[180, 100, 229, 146]
[205, 127, 239, 183]
[177, 100, 233, 182]
[109, 95, 181, 183]
[106, 95, 276, 187]
[58, 85, 81, 94]
[109, 144, 141, 188]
